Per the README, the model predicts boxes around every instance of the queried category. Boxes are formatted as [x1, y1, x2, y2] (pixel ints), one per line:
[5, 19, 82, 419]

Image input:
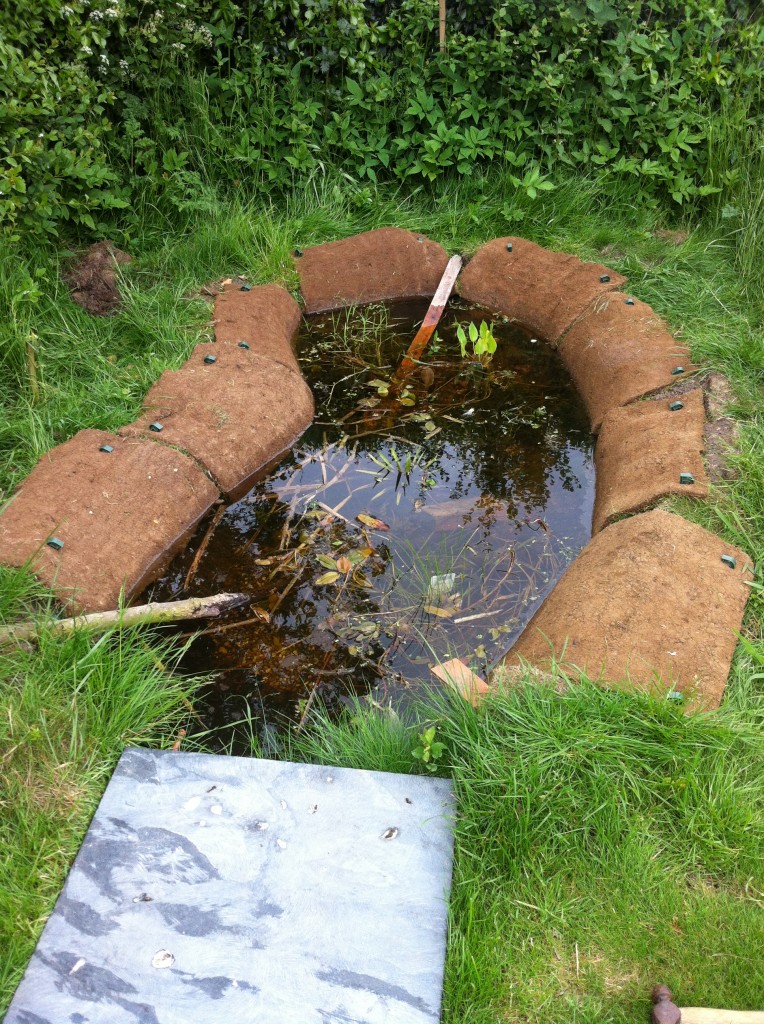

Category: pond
[142, 299, 595, 750]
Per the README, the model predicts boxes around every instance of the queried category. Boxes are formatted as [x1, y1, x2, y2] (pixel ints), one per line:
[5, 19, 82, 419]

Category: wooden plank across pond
[5, 749, 455, 1024]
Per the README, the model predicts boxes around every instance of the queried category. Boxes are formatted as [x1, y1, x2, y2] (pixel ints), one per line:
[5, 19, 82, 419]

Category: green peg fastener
[679, 472, 695, 485]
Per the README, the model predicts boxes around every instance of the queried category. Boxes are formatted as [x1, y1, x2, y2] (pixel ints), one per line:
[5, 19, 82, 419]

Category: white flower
[81, 44, 93, 54]
[90, 8, 104, 19]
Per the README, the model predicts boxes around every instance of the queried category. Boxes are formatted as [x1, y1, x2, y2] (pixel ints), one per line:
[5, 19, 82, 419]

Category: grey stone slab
[5, 749, 454, 1024]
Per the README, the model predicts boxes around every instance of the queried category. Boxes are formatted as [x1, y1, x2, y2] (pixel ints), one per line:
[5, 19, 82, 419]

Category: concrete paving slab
[558, 293, 697, 432]
[592, 389, 709, 533]
[456, 236, 626, 343]
[0, 430, 219, 612]
[5, 749, 454, 1024]
[296, 228, 450, 313]
[496, 509, 753, 709]
[120, 345, 314, 497]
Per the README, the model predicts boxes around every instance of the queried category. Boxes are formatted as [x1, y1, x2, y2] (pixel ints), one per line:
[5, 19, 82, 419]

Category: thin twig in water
[183, 505, 226, 591]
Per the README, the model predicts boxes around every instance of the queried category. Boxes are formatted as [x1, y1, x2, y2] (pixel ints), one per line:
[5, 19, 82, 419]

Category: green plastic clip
[99, 444, 114, 453]
[240, 284, 252, 292]
[294, 248, 303, 257]
[667, 690, 684, 702]
[506, 243, 513, 252]
[149, 422, 164, 432]
[721, 554, 737, 569]
[599, 275, 610, 283]
[624, 298, 635, 305]
[671, 366, 685, 375]
[679, 472, 695, 485]
[47, 537, 64, 551]
[238, 341, 250, 350]
[203, 354, 217, 364]
[668, 401, 684, 411]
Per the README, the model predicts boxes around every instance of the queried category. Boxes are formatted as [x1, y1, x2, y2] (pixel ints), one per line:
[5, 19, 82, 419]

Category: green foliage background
[2, 0, 763, 240]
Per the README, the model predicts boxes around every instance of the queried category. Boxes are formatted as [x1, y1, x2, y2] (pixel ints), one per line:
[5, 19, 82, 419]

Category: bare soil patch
[62, 241, 131, 316]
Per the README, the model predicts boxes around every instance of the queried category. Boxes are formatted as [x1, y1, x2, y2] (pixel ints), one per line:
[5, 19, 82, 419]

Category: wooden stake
[439, 0, 447, 50]
[394, 254, 462, 381]
[0, 592, 249, 645]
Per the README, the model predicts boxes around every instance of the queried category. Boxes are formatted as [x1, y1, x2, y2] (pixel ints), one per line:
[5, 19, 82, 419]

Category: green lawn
[1, 170, 763, 1020]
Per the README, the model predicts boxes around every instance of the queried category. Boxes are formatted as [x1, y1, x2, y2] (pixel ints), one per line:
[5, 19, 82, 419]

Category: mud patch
[558, 294, 697, 432]
[593, 389, 708, 533]
[0, 430, 218, 612]
[296, 227, 449, 313]
[119, 344, 314, 497]
[457, 236, 626, 343]
[213, 283, 301, 373]
[497, 509, 752, 709]
[62, 241, 131, 316]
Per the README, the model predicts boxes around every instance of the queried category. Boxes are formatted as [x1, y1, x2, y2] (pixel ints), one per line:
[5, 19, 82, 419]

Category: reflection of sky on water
[144, 301, 595, 750]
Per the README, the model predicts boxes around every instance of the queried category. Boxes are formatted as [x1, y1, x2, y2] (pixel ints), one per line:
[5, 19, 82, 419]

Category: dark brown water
[142, 300, 595, 750]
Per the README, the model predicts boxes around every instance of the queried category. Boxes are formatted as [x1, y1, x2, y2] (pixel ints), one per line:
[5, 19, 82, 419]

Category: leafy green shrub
[3, 0, 763, 242]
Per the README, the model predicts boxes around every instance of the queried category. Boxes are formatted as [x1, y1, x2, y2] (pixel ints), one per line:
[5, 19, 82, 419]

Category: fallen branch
[0, 592, 250, 645]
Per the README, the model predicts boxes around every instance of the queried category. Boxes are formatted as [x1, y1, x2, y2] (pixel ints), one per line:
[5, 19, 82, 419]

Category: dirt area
[0, 430, 218, 612]
[497, 509, 753, 709]
[457, 236, 626, 343]
[62, 240, 131, 316]
[593, 389, 708, 533]
[213, 283, 302, 373]
[119, 344, 314, 497]
[296, 227, 449, 313]
[558, 293, 697, 432]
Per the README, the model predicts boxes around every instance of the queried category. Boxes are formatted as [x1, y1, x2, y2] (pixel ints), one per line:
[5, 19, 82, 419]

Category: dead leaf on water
[336, 556, 352, 573]
[357, 513, 389, 531]
[315, 571, 340, 585]
[424, 604, 454, 618]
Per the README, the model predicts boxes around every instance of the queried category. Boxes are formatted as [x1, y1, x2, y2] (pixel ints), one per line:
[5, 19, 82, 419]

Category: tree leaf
[357, 513, 390, 531]
[336, 556, 352, 573]
[316, 554, 338, 570]
[315, 571, 340, 585]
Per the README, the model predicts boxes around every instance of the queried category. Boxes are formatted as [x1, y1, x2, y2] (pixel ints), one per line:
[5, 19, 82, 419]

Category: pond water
[142, 299, 595, 750]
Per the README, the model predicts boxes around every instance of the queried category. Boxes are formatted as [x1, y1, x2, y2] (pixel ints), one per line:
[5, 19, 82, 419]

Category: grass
[0, 567, 201, 1004]
[291, 682, 764, 1023]
[1, 160, 764, 1018]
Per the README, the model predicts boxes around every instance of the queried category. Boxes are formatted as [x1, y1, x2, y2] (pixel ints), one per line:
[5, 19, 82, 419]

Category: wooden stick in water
[393, 254, 463, 381]
[0, 593, 250, 645]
